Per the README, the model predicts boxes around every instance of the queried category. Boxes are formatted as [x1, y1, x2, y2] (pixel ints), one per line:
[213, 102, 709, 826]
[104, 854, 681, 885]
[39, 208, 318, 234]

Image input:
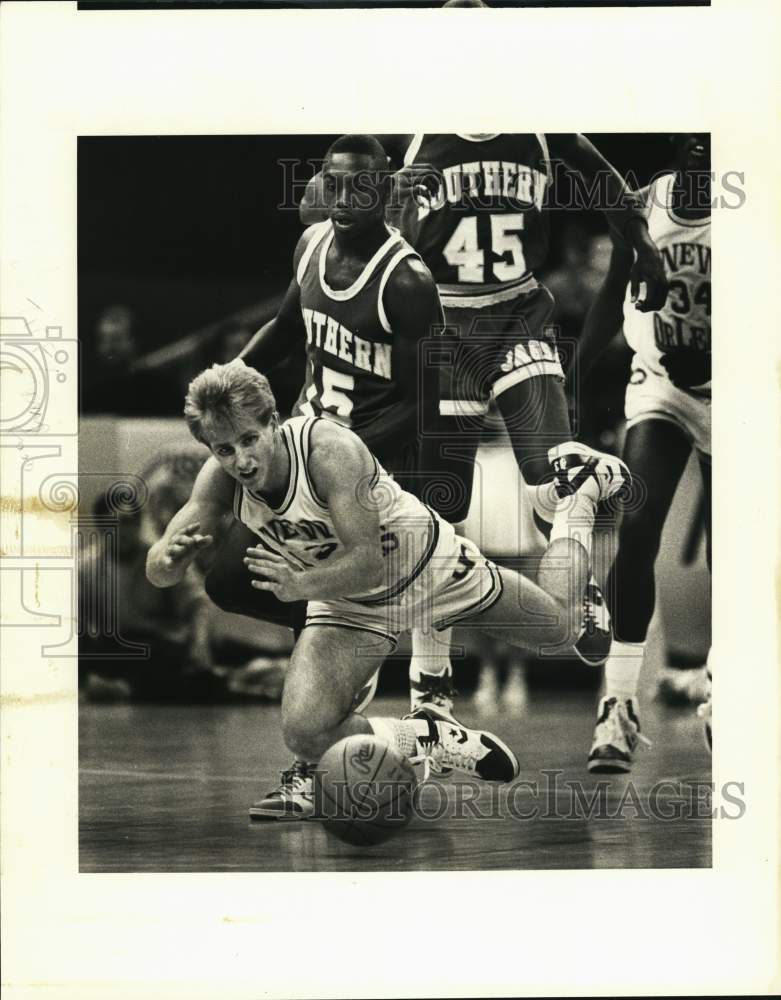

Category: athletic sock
[409, 628, 453, 707]
[604, 640, 645, 702]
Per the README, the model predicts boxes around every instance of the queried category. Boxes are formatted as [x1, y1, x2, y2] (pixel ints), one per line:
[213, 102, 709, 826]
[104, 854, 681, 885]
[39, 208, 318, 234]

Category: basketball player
[575, 134, 712, 770]
[147, 360, 631, 810]
[302, 132, 669, 711]
[205, 134, 446, 817]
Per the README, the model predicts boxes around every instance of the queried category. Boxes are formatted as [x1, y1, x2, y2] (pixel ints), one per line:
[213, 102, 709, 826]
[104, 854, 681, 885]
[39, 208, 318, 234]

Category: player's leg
[445, 440, 630, 656]
[281, 623, 519, 786]
[408, 313, 487, 713]
[588, 417, 692, 773]
[696, 450, 713, 749]
[490, 287, 611, 664]
[205, 518, 306, 630]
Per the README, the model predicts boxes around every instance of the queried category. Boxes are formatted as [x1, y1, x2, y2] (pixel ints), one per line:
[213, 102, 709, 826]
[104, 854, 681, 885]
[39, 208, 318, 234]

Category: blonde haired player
[147, 360, 631, 815]
[576, 134, 712, 770]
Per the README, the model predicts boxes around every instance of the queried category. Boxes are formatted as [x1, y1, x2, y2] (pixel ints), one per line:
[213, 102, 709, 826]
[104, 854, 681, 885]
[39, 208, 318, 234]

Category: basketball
[315, 735, 417, 846]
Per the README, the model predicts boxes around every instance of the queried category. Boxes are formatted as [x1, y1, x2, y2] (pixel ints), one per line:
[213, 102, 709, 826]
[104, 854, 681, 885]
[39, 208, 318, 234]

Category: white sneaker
[587, 696, 651, 774]
[548, 441, 631, 505]
[574, 577, 613, 666]
[407, 704, 519, 783]
[249, 760, 314, 821]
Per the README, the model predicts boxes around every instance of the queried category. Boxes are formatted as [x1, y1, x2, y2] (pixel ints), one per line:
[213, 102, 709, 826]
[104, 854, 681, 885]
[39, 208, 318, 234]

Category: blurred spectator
[79, 491, 224, 703]
[83, 304, 182, 416]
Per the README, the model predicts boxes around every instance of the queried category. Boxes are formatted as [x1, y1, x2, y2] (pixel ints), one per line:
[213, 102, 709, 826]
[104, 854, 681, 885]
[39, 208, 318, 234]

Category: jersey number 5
[301, 364, 355, 424]
[443, 213, 527, 284]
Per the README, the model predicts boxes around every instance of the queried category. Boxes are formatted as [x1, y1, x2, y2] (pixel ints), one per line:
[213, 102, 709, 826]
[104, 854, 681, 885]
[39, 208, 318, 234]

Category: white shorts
[305, 516, 503, 647]
[624, 357, 711, 456]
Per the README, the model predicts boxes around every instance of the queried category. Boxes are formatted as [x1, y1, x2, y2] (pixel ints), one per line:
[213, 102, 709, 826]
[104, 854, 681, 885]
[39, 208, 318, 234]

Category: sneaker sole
[249, 806, 313, 822]
[587, 759, 632, 774]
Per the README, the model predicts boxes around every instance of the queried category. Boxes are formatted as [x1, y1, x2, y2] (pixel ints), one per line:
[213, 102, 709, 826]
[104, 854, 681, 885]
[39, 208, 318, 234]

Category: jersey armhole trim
[301, 418, 329, 510]
[403, 134, 425, 167]
[377, 248, 418, 333]
[296, 222, 330, 286]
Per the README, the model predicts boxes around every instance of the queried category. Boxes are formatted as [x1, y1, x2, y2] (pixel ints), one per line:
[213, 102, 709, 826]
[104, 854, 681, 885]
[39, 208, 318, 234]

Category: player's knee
[281, 690, 349, 758]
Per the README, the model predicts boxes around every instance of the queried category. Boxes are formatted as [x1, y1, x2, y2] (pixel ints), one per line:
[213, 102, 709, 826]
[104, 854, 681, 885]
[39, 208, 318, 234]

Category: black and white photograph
[77, 131, 716, 872]
[2, 1, 779, 997]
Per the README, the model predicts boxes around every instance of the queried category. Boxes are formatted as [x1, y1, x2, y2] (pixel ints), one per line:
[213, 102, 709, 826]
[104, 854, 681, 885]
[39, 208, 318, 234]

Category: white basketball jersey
[622, 172, 711, 394]
[234, 416, 440, 604]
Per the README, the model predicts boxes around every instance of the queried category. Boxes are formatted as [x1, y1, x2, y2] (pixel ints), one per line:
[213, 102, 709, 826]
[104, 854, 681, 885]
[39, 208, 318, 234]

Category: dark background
[78, 132, 677, 382]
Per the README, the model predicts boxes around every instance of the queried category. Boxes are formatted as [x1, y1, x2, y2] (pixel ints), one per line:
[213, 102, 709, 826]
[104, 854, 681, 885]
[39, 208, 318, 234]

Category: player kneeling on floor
[146, 360, 630, 819]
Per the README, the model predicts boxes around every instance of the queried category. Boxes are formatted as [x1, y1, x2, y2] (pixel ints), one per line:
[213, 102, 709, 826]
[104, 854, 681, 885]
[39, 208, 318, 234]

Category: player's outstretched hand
[630, 241, 669, 313]
[162, 522, 213, 569]
[244, 547, 304, 603]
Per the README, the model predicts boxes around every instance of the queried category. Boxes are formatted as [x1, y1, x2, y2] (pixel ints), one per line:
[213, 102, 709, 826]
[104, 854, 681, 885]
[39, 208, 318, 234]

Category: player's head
[670, 133, 710, 174]
[184, 359, 279, 489]
[322, 134, 391, 237]
[442, 0, 488, 6]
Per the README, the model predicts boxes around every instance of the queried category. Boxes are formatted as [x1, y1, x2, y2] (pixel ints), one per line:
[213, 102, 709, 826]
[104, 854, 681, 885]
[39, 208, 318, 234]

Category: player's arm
[569, 230, 634, 388]
[237, 227, 317, 368]
[358, 258, 442, 453]
[244, 423, 385, 601]
[146, 457, 234, 589]
[547, 134, 667, 312]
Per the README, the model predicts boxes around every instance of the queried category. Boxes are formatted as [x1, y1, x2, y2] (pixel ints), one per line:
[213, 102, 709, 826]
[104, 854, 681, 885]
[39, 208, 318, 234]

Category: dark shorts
[434, 284, 563, 417]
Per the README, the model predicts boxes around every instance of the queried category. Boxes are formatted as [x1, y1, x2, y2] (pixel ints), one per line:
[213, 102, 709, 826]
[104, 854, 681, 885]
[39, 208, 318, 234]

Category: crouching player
[146, 360, 630, 813]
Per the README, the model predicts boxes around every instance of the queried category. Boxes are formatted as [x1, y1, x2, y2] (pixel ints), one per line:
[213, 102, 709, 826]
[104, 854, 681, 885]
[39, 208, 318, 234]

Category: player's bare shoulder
[306, 418, 374, 498]
[384, 253, 440, 312]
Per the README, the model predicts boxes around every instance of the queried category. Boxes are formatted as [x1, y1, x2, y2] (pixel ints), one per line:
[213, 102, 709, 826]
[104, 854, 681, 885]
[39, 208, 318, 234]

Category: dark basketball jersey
[402, 133, 551, 308]
[294, 220, 438, 449]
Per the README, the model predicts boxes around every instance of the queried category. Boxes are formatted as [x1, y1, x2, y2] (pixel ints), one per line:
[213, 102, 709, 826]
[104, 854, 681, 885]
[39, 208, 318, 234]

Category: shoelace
[409, 730, 478, 781]
[616, 703, 652, 749]
[277, 762, 311, 795]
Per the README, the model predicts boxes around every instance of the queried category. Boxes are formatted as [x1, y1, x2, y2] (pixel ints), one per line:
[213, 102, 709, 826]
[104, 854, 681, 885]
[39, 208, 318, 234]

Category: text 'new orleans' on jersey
[402, 133, 551, 308]
[234, 416, 439, 604]
[622, 172, 711, 394]
[294, 220, 433, 436]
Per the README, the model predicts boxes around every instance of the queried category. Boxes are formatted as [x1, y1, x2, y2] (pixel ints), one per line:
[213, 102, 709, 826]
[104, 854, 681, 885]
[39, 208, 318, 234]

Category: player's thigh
[464, 564, 574, 656]
[282, 625, 393, 730]
[621, 418, 692, 531]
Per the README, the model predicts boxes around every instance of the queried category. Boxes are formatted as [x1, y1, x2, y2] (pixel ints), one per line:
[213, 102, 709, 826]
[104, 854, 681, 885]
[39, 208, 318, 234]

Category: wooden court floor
[79, 686, 711, 873]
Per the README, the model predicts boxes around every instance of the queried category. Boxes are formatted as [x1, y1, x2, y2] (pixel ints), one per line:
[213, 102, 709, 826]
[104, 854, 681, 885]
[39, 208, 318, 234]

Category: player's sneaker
[587, 696, 651, 774]
[574, 577, 613, 666]
[249, 760, 314, 821]
[407, 704, 519, 783]
[409, 670, 456, 714]
[656, 664, 709, 706]
[548, 441, 631, 504]
[696, 670, 712, 751]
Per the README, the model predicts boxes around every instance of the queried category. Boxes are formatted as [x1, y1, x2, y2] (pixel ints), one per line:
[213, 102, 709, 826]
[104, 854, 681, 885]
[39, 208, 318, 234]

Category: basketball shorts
[625, 356, 711, 456]
[434, 284, 564, 419]
[305, 515, 504, 647]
